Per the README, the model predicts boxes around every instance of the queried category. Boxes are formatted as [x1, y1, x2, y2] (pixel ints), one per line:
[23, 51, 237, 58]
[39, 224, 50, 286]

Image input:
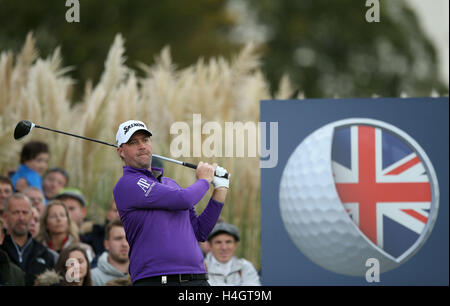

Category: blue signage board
[260, 97, 449, 285]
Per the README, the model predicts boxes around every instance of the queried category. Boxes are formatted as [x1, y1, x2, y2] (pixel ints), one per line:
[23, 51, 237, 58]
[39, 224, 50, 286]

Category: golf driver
[14, 120, 228, 178]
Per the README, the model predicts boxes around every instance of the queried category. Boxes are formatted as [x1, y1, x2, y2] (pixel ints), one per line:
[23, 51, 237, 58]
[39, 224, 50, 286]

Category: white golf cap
[116, 120, 152, 146]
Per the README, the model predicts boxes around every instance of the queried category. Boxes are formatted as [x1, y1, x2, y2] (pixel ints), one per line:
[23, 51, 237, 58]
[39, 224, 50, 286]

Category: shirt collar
[151, 167, 164, 179]
[123, 166, 164, 181]
[211, 253, 233, 276]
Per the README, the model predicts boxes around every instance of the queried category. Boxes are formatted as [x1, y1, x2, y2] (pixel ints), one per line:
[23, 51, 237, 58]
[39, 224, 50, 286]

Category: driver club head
[14, 120, 35, 140]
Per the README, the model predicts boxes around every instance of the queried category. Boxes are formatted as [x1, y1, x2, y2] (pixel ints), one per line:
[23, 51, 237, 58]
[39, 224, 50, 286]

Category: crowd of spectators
[0, 140, 260, 286]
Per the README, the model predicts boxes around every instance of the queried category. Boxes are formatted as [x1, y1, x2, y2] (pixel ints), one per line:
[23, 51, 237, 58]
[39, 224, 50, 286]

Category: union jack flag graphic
[332, 125, 432, 258]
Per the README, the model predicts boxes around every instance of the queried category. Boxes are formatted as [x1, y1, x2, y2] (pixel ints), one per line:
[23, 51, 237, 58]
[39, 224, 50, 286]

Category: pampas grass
[0, 33, 295, 269]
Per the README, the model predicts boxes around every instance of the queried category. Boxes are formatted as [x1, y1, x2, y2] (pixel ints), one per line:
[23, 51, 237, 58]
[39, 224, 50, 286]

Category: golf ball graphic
[279, 118, 439, 276]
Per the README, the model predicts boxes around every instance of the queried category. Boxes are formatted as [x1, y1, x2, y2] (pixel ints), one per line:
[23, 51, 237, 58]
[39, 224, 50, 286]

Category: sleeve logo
[137, 178, 155, 197]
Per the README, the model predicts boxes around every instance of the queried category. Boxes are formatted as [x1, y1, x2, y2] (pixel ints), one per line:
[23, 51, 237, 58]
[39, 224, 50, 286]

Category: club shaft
[35, 124, 228, 178]
[152, 154, 183, 165]
[36, 125, 117, 148]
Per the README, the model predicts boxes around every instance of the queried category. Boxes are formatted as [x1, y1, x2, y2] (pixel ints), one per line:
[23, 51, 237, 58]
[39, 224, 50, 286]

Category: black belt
[134, 273, 208, 284]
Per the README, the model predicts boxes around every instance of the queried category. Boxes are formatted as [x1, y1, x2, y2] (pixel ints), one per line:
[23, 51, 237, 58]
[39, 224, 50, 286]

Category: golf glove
[213, 166, 230, 189]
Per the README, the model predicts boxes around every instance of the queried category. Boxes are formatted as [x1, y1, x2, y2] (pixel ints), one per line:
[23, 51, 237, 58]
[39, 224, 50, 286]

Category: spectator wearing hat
[42, 167, 69, 204]
[205, 222, 261, 286]
[55, 188, 88, 230]
[56, 188, 110, 259]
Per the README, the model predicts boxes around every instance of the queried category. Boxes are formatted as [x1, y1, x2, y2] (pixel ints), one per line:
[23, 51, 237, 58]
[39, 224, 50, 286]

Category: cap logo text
[124, 123, 145, 135]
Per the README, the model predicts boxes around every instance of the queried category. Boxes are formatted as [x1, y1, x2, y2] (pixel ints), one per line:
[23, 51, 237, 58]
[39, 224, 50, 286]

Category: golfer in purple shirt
[113, 120, 229, 286]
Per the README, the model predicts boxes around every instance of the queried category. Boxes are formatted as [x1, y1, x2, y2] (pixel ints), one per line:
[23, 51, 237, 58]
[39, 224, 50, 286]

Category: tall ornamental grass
[0, 33, 301, 269]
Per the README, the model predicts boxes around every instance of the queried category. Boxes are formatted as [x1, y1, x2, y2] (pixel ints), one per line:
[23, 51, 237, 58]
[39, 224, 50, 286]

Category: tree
[1, 0, 446, 99]
[246, 0, 448, 97]
[0, 0, 238, 100]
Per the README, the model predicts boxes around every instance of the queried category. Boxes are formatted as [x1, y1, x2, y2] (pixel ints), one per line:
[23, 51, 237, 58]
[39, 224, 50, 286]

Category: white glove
[212, 166, 230, 189]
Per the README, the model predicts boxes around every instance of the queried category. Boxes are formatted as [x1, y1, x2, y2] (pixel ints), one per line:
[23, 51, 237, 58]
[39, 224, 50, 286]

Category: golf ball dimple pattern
[279, 123, 399, 276]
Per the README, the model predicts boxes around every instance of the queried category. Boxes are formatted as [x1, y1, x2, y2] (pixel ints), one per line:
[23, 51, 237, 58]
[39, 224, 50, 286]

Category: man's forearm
[212, 187, 228, 203]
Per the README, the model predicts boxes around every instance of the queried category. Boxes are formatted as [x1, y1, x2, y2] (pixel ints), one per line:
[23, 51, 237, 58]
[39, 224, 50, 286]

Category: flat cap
[55, 188, 87, 206]
[208, 222, 240, 242]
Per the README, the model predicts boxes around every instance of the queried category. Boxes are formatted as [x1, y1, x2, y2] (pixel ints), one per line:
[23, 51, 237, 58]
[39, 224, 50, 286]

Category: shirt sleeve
[26, 172, 43, 189]
[11, 166, 42, 191]
[114, 176, 210, 211]
[189, 198, 224, 241]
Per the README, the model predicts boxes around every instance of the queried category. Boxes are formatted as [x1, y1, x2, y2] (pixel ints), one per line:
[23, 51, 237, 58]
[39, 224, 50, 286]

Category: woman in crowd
[36, 200, 94, 262]
[34, 243, 93, 286]
[55, 243, 93, 286]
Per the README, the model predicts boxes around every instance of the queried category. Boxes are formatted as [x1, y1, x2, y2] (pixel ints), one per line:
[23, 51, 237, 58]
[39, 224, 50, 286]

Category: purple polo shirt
[113, 166, 223, 283]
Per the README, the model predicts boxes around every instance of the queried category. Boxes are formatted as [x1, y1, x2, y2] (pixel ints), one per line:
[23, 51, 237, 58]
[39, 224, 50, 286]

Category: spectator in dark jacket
[1, 193, 56, 285]
[0, 248, 25, 286]
[83, 198, 121, 262]
[0, 216, 5, 245]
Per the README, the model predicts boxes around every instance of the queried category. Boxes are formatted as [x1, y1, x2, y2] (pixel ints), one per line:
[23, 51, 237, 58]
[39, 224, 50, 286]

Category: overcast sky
[406, 0, 449, 87]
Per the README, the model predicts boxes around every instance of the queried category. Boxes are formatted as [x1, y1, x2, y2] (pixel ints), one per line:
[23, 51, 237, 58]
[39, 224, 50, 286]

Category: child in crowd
[11, 141, 49, 192]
